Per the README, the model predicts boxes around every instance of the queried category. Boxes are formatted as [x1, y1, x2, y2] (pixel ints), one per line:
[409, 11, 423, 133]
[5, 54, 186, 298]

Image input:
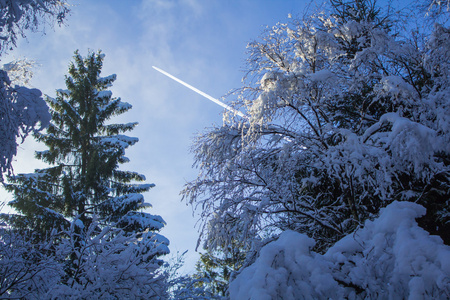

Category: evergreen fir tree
[5, 50, 164, 232]
[1, 51, 169, 295]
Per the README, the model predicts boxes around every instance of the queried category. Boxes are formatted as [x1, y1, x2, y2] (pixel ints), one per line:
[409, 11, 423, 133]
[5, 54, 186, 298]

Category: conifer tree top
[5, 50, 166, 237]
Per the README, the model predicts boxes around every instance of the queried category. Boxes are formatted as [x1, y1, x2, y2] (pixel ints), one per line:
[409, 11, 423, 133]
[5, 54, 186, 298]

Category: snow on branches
[0, 68, 50, 181]
[0, 217, 170, 298]
[183, 0, 450, 266]
[1, 51, 170, 297]
[229, 201, 450, 299]
[0, 0, 71, 54]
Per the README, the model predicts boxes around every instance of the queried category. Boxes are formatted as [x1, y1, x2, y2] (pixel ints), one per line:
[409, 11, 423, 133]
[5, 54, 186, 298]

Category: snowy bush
[0, 219, 170, 299]
[48, 218, 170, 299]
[0, 227, 62, 299]
[229, 201, 450, 299]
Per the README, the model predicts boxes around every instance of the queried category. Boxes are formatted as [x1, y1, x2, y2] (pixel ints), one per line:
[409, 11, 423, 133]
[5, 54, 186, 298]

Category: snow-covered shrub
[0, 227, 62, 299]
[48, 218, 170, 299]
[0, 219, 170, 299]
[229, 201, 450, 299]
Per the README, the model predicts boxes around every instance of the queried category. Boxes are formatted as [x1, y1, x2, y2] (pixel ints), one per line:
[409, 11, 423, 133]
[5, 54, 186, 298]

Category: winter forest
[0, 0, 449, 299]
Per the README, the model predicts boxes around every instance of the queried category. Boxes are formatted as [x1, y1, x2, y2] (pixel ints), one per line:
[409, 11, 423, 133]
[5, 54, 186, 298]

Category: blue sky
[1, 0, 307, 272]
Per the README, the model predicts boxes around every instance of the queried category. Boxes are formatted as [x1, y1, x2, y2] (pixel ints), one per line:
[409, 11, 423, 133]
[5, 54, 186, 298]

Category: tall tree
[182, 0, 449, 259]
[2, 51, 169, 297]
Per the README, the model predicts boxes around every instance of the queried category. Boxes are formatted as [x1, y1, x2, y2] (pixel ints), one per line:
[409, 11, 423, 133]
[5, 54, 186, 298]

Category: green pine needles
[1, 51, 169, 297]
[3, 50, 165, 240]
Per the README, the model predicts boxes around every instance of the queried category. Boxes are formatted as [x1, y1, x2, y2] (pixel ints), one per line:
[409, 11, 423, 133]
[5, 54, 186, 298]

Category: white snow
[99, 134, 139, 149]
[96, 90, 112, 99]
[229, 201, 450, 299]
[120, 211, 166, 231]
[307, 69, 335, 82]
[98, 74, 117, 82]
[56, 89, 71, 96]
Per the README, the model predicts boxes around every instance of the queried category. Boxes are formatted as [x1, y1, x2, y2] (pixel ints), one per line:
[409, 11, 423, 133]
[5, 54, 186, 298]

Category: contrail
[152, 66, 247, 119]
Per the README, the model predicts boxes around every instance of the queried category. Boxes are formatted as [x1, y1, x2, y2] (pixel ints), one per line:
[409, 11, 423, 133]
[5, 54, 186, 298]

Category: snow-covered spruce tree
[2, 51, 169, 297]
[182, 0, 449, 260]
